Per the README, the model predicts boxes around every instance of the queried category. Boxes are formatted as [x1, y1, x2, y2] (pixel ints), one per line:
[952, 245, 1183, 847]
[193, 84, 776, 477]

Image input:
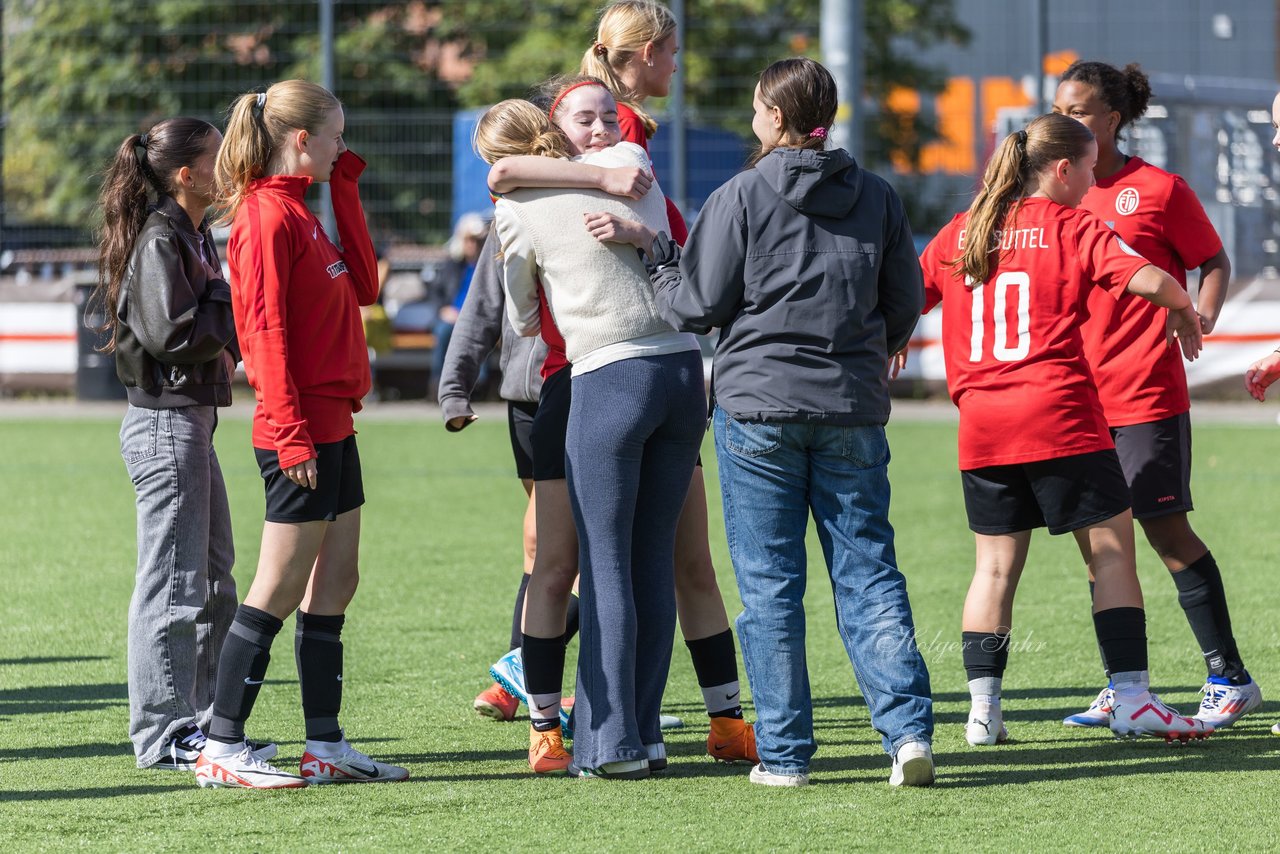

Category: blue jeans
[713, 408, 932, 775]
[120, 404, 237, 767]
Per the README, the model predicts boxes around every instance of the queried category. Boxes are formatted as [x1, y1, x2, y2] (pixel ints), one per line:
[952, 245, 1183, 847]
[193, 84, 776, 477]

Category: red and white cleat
[300, 743, 410, 784]
[1109, 691, 1213, 743]
[195, 746, 308, 789]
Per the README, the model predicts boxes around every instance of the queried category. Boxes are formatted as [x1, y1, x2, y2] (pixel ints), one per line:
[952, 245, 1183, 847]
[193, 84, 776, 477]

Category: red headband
[549, 81, 608, 121]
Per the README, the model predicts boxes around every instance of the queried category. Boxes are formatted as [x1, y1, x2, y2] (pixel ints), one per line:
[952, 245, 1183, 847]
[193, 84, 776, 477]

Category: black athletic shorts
[255, 435, 365, 523]
[1110, 412, 1193, 519]
[961, 448, 1131, 535]
[508, 399, 538, 481]
[530, 367, 571, 482]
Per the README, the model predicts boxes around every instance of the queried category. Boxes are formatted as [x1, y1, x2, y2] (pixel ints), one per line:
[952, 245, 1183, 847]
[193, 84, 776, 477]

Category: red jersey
[538, 105, 688, 381]
[1079, 157, 1221, 426]
[921, 197, 1149, 470]
[228, 151, 380, 468]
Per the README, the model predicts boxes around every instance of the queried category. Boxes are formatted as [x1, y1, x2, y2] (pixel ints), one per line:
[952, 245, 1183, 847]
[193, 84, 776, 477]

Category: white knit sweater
[494, 142, 680, 367]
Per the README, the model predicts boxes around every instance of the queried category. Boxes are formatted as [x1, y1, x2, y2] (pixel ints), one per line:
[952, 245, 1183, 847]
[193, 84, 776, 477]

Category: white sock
[968, 677, 1002, 704]
[201, 738, 245, 759]
[1111, 669, 1150, 697]
[528, 691, 563, 726]
[701, 681, 742, 716]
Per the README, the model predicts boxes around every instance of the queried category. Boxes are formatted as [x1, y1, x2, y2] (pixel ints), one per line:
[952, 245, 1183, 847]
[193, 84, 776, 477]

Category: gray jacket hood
[754, 147, 863, 218]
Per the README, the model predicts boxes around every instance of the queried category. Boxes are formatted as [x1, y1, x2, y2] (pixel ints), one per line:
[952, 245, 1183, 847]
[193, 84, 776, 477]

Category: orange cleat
[474, 681, 520, 722]
[529, 726, 573, 774]
[707, 716, 759, 764]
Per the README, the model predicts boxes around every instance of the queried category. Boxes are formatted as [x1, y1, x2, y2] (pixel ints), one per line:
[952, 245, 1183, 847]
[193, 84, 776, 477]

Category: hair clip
[808, 127, 828, 139]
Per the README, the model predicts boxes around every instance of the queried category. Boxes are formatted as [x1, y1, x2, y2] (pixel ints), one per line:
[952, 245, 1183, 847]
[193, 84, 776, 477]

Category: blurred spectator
[431, 212, 491, 393]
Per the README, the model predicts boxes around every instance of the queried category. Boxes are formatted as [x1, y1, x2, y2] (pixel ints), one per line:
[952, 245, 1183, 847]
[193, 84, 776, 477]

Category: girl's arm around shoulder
[488, 155, 652, 200]
[128, 231, 236, 364]
[329, 150, 380, 306]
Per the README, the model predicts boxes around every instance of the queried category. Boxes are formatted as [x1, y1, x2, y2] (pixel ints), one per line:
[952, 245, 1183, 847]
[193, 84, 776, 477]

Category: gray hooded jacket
[652, 147, 923, 426]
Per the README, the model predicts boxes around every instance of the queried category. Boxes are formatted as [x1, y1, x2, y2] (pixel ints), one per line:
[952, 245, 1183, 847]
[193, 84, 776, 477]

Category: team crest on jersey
[1115, 188, 1140, 216]
[326, 260, 348, 278]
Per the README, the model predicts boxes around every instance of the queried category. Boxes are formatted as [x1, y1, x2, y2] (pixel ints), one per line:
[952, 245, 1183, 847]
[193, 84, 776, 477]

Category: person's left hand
[584, 212, 655, 252]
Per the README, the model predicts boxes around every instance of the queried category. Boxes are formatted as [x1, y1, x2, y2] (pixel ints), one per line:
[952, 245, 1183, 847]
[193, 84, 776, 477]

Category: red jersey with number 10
[1079, 157, 1221, 427]
[920, 197, 1149, 470]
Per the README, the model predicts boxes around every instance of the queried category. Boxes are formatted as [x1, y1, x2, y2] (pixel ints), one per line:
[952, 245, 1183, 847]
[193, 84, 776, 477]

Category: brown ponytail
[92, 117, 219, 351]
[956, 113, 1094, 284]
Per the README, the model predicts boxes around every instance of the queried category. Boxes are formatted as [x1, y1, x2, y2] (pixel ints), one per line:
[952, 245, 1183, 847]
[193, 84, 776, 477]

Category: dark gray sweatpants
[565, 350, 706, 769]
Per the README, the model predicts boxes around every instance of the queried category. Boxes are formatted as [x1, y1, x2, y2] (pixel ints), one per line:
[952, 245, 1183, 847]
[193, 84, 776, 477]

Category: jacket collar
[249, 174, 312, 200]
[152, 195, 206, 237]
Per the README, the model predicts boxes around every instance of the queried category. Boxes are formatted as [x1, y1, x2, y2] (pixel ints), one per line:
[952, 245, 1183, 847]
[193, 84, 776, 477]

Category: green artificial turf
[2, 410, 1279, 851]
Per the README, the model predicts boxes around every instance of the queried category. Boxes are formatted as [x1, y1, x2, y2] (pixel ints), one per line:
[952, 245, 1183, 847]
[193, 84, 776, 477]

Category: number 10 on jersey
[970, 271, 1030, 362]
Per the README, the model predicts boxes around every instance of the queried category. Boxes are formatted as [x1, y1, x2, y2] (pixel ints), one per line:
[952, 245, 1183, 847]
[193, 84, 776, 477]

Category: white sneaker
[889, 741, 935, 787]
[965, 700, 1009, 746]
[489, 648, 528, 705]
[659, 714, 685, 730]
[1194, 678, 1263, 728]
[300, 742, 410, 784]
[1063, 685, 1114, 727]
[748, 763, 809, 787]
[1109, 691, 1213, 742]
[570, 758, 650, 779]
[195, 745, 307, 789]
[645, 742, 667, 772]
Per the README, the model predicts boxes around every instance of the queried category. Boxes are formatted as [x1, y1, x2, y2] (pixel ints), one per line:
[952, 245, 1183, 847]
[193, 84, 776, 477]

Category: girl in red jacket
[194, 79, 406, 789]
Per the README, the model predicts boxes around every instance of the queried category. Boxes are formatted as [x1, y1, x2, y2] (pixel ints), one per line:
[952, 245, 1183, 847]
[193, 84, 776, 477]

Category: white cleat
[195, 745, 307, 789]
[1063, 686, 1114, 728]
[300, 742, 410, 784]
[1194, 679, 1263, 729]
[965, 701, 1009, 746]
[1109, 691, 1213, 743]
[748, 763, 809, 787]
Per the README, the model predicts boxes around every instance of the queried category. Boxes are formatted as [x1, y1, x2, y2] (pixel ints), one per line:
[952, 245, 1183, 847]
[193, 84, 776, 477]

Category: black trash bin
[75, 282, 126, 401]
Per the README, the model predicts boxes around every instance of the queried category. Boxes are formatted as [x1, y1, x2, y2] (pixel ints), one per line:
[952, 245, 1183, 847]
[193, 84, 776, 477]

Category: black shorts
[530, 367, 571, 482]
[255, 436, 365, 523]
[1110, 412, 1193, 519]
[962, 448, 1131, 535]
[508, 399, 538, 481]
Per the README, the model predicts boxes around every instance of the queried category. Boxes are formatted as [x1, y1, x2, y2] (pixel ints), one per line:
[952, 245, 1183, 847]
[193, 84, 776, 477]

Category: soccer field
[2, 407, 1279, 851]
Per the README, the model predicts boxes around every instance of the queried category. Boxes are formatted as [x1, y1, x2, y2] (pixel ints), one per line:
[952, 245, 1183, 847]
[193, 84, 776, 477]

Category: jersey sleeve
[919, 222, 958, 314]
[1075, 211, 1150, 299]
[1163, 175, 1223, 271]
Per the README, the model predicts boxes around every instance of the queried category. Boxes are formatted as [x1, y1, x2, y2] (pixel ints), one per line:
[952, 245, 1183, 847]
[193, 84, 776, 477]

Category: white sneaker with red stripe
[300, 742, 410, 784]
[1109, 691, 1213, 742]
[1194, 677, 1262, 729]
[195, 745, 307, 789]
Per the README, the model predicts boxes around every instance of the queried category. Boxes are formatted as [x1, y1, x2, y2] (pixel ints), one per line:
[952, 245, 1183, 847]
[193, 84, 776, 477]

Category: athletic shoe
[300, 742, 410, 784]
[1194, 677, 1263, 729]
[1109, 691, 1213, 742]
[707, 716, 758, 763]
[660, 714, 685, 730]
[528, 726, 572, 774]
[195, 745, 307, 789]
[1271, 722, 1280, 736]
[965, 700, 1009, 746]
[474, 681, 520, 722]
[889, 741, 935, 787]
[645, 742, 667, 772]
[560, 696, 575, 739]
[1063, 685, 1114, 728]
[748, 763, 808, 787]
[152, 725, 277, 771]
[569, 758, 650, 780]
[489, 648, 528, 705]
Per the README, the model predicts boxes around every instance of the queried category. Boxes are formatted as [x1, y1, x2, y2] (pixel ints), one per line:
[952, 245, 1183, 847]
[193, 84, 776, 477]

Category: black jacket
[114, 196, 237, 408]
[652, 147, 923, 426]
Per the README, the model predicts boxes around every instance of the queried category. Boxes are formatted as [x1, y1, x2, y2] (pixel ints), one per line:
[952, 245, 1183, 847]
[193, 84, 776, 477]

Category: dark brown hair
[751, 57, 838, 165]
[93, 117, 219, 350]
[957, 113, 1094, 283]
[1060, 60, 1152, 143]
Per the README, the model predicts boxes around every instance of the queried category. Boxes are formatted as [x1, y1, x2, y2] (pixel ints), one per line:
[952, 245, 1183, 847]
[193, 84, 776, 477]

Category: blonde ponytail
[580, 0, 677, 139]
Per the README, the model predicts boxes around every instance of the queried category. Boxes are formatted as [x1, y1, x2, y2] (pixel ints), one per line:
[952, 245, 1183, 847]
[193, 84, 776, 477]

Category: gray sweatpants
[565, 351, 706, 769]
[120, 404, 237, 767]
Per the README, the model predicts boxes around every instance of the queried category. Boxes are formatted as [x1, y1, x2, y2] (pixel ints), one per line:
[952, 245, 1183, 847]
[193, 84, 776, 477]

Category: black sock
[686, 630, 744, 718]
[961, 630, 1010, 680]
[1093, 607, 1148, 676]
[563, 593, 580, 645]
[522, 633, 568, 698]
[208, 604, 283, 744]
[296, 610, 345, 742]
[1172, 552, 1247, 683]
[509, 573, 531, 651]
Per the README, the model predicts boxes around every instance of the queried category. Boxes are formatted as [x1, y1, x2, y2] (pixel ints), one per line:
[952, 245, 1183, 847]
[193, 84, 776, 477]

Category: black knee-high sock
[563, 593, 580, 645]
[522, 632, 568, 732]
[509, 573, 531, 651]
[1092, 607, 1148, 677]
[686, 629, 743, 718]
[296, 611, 345, 742]
[1172, 552, 1246, 682]
[208, 604, 283, 744]
[962, 631, 1011, 680]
